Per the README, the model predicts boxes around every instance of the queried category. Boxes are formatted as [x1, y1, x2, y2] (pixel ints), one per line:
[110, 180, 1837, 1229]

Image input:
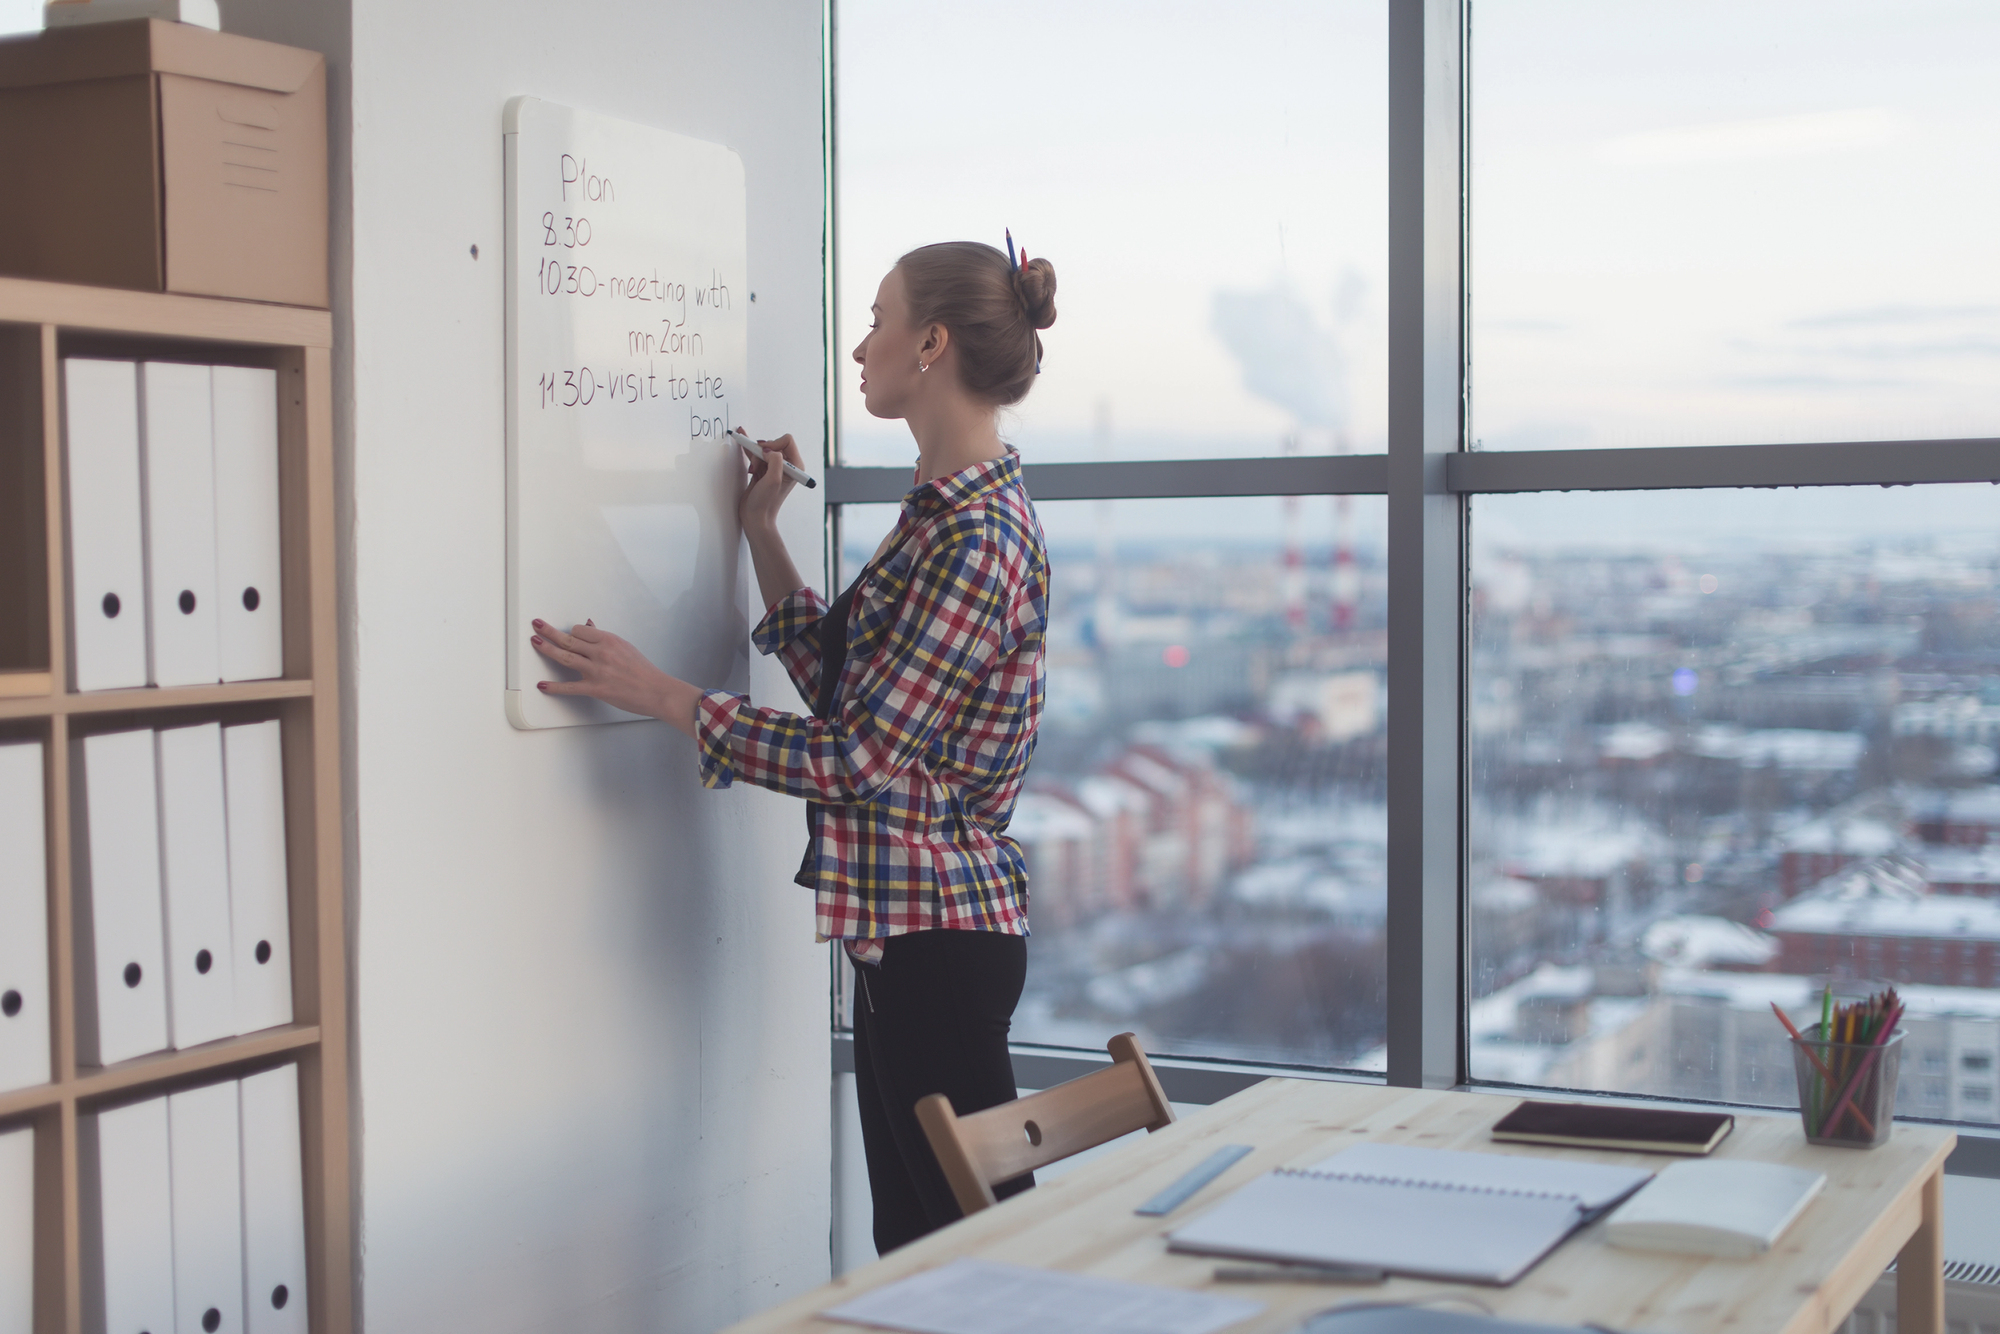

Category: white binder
[212, 366, 284, 682]
[64, 358, 149, 692]
[90, 1097, 175, 1334]
[224, 721, 292, 1034]
[75, 729, 169, 1067]
[0, 1123, 31, 1334]
[0, 742, 49, 1094]
[139, 361, 220, 687]
[168, 1082, 245, 1334]
[157, 723, 238, 1049]
[239, 1065, 309, 1333]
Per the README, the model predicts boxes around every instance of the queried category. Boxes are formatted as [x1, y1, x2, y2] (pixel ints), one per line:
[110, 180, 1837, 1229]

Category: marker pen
[731, 429, 816, 489]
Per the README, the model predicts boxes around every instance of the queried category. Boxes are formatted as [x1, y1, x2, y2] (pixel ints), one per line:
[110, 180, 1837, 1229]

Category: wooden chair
[915, 1032, 1175, 1217]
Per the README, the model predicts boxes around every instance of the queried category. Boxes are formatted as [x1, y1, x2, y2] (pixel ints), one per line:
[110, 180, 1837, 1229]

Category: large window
[834, 0, 1388, 466]
[831, 0, 1390, 1072]
[1469, 487, 2000, 1119]
[1459, 1, 2000, 1126]
[829, 0, 2000, 1135]
[841, 497, 1388, 1067]
[1473, 0, 2000, 452]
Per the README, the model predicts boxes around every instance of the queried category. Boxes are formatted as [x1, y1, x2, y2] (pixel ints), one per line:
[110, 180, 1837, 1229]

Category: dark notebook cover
[1490, 1101, 1734, 1155]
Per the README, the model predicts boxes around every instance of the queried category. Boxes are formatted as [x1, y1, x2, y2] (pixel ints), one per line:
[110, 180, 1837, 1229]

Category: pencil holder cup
[1790, 1024, 1903, 1148]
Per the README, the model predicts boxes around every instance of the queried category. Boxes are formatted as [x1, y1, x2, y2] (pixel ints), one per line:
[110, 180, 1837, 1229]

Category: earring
[918, 359, 928, 373]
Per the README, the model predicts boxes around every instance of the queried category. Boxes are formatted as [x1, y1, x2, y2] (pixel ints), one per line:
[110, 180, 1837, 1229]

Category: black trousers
[851, 929, 1033, 1254]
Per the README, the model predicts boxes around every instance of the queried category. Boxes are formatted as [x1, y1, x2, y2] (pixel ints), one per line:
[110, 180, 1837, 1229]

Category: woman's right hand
[738, 432, 803, 534]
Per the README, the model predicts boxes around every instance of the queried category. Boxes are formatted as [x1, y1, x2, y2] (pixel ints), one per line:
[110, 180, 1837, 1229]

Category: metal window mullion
[823, 455, 1390, 505]
[821, 0, 842, 589]
[823, 0, 842, 475]
[1385, 0, 1468, 1091]
[1450, 437, 2000, 494]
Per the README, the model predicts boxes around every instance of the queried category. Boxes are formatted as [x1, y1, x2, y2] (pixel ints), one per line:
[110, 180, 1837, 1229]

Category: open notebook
[1167, 1143, 1653, 1286]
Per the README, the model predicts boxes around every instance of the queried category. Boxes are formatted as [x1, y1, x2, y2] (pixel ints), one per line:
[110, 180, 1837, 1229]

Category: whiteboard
[503, 97, 752, 729]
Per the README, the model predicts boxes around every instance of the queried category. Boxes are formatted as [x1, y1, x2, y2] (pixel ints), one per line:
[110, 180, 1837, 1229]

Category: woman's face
[851, 266, 924, 419]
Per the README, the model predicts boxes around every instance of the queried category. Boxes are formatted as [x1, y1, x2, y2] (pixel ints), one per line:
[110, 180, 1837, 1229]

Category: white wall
[225, 2, 834, 1330]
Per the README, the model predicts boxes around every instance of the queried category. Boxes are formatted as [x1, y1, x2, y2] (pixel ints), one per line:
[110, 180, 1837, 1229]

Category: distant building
[1896, 696, 2000, 749]
[1767, 857, 2000, 989]
[1496, 819, 1659, 917]
[1436, 963, 2000, 1124]
[1064, 775, 1149, 911]
[1469, 875, 1548, 991]
[1006, 792, 1098, 928]
[1639, 915, 1778, 972]
[1685, 725, 1867, 773]
[1599, 721, 1672, 765]
[1774, 811, 1900, 900]
[1230, 857, 1386, 929]
[1909, 786, 2000, 847]
[1656, 970, 2000, 1123]
[1921, 844, 2000, 899]
[1104, 745, 1253, 909]
[1266, 669, 1380, 743]
[1013, 744, 1254, 923]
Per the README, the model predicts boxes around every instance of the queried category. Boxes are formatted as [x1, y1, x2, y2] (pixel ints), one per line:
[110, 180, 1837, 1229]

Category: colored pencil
[1779, 986, 1901, 1139]
[1819, 1001, 1903, 1138]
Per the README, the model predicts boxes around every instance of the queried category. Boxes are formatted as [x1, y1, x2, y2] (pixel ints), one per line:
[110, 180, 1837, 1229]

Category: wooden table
[729, 1079, 1956, 1334]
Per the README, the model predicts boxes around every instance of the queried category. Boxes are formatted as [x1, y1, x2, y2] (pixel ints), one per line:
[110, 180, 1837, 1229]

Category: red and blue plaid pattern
[697, 451, 1048, 946]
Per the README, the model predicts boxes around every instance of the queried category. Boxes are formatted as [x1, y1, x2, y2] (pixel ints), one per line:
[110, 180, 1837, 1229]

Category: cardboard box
[0, 19, 327, 307]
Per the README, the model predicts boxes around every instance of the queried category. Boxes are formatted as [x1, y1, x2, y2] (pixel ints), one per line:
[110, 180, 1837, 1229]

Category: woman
[530, 237, 1057, 1253]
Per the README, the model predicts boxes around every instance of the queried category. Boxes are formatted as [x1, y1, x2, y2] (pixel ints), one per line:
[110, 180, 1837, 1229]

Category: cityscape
[839, 484, 2000, 1124]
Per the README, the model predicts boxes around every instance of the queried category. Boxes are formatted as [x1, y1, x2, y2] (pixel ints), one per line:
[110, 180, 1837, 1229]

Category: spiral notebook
[1166, 1143, 1653, 1286]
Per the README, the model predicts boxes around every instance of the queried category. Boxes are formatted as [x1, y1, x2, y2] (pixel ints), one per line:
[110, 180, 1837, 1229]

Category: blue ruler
[1134, 1144, 1255, 1217]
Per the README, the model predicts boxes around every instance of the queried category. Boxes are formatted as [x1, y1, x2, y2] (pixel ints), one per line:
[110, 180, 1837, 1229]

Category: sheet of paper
[824, 1259, 1261, 1334]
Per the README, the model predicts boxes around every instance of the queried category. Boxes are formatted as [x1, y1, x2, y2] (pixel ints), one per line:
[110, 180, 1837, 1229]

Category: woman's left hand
[531, 619, 700, 735]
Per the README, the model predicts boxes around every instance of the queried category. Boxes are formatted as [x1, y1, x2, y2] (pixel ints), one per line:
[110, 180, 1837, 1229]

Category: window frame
[820, 0, 2000, 1173]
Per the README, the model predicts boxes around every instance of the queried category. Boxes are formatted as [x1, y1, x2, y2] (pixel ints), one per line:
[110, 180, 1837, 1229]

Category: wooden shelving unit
[0, 273, 350, 1334]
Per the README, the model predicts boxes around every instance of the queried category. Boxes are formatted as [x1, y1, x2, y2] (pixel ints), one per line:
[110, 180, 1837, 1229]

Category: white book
[75, 728, 169, 1066]
[1168, 1143, 1653, 1286]
[139, 361, 220, 687]
[156, 723, 238, 1049]
[63, 358, 149, 691]
[89, 1096, 176, 1334]
[211, 366, 284, 682]
[1605, 1159, 1825, 1259]
[0, 1124, 30, 1334]
[239, 1065, 310, 1334]
[168, 1081, 245, 1334]
[0, 742, 49, 1094]
[224, 720, 292, 1034]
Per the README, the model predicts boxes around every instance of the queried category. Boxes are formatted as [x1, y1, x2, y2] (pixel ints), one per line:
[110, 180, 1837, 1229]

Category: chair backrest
[915, 1032, 1175, 1216]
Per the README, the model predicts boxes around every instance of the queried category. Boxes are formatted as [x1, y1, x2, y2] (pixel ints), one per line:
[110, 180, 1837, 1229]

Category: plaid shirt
[696, 451, 1048, 949]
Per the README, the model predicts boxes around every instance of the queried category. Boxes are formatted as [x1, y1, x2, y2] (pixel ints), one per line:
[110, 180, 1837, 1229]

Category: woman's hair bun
[1014, 257, 1058, 330]
[896, 239, 1059, 405]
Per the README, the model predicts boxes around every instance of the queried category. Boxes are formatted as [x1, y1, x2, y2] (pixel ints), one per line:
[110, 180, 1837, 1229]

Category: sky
[837, 0, 2000, 470]
[1472, 0, 2000, 453]
[835, 0, 1390, 466]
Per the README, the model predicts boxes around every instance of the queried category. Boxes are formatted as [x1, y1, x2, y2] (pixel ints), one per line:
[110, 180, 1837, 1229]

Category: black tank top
[797, 572, 865, 886]
[813, 573, 862, 720]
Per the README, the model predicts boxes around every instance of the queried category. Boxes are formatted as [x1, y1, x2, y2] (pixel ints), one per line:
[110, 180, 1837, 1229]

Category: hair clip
[1005, 228, 1020, 274]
